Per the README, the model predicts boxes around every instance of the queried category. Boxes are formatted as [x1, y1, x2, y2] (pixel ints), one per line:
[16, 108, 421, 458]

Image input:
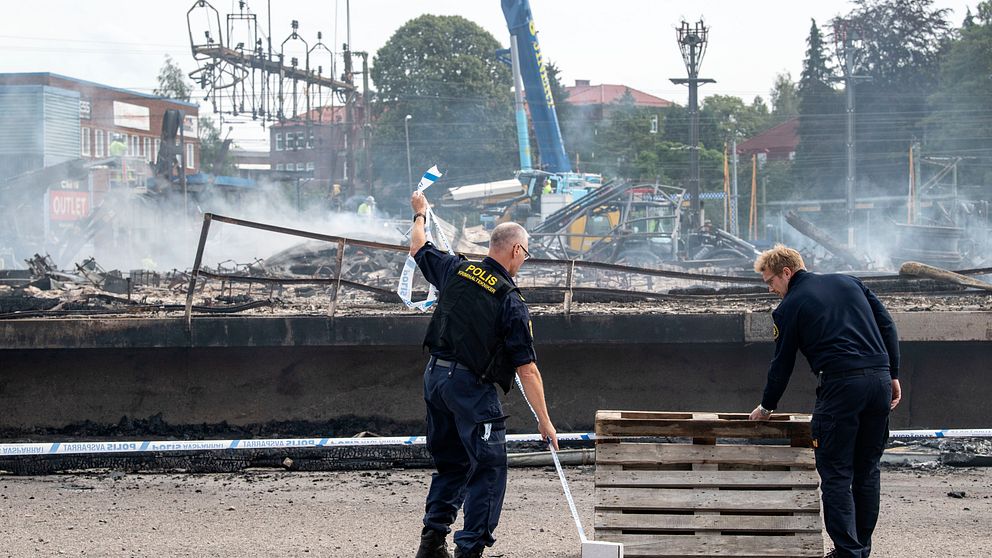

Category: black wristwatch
[413, 213, 426, 224]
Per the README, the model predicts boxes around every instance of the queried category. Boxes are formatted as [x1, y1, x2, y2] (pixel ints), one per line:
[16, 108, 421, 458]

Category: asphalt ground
[1, 465, 990, 557]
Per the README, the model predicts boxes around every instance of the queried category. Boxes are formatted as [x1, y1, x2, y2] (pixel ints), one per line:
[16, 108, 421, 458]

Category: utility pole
[343, 43, 356, 197]
[671, 20, 715, 228]
[729, 116, 740, 237]
[832, 20, 870, 248]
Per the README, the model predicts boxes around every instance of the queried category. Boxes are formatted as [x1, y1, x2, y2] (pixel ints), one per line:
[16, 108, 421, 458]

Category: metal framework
[670, 20, 715, 227]
[186, 0, 357, 124]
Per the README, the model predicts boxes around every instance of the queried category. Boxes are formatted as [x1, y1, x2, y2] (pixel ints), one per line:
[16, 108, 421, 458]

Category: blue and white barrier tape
[889, 428, 992, 439]
[1, 429, 988, 457]
[0, 432, 596, 457]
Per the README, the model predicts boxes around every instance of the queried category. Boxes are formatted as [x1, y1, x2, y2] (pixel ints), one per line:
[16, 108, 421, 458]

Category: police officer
[409, 190, 557, 558]
[748, 245, 902, 558]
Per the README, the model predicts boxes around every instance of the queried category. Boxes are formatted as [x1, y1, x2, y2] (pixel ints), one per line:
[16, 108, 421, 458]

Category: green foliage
[370, 15, 515, 187]
[840, 0, 953, 193]
[769, 72, 800, 122]
[928, 2, 992, 185]
[154, 56, 192, 102]
[794, 19, 844, 198]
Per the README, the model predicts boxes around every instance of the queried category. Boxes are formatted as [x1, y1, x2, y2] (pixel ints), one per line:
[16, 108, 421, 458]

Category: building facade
[563, 79, 673, 121]
[0, 73, 200, 179]
[0, 73, 201, 268]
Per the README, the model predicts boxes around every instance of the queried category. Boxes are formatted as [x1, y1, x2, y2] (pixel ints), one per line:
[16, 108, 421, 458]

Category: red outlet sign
[49, 191, 90, 221]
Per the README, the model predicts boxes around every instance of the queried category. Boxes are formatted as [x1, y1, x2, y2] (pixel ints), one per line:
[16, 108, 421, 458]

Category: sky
[0, 0, 977, 151]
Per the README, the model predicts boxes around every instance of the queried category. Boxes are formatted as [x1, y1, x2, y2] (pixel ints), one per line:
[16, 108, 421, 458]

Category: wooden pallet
[594, 411, 823, 558]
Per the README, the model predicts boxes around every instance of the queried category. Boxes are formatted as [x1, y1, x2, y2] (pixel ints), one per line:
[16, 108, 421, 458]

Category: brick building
[736, 117, 799, 166]
[0, 73, 201, 267]
[270, 105, 366, 191]
[0, 72, 200, 179]
[563, 79, 673, 121]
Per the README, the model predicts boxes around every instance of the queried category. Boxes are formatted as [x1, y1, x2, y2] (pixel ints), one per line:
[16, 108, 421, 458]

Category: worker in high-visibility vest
[109, 133, 127, 157]
[109, 133, 128, 185]
[358, 195, 376, 219]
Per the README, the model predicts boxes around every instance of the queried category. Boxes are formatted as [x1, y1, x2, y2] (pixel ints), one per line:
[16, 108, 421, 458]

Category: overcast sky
[0, 0, 976, 150]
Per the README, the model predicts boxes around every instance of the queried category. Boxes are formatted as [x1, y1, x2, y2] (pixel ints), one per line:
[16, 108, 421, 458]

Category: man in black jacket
[749, 245, 902, 558]
[410, 190, 557, 558]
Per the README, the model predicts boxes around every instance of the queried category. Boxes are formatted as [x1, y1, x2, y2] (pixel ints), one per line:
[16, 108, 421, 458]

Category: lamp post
[404, 114, 413, 189]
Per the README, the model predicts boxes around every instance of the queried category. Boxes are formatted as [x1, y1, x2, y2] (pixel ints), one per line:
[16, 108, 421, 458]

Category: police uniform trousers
[812, 368, 891, 558]
[422, 357, 508, 552]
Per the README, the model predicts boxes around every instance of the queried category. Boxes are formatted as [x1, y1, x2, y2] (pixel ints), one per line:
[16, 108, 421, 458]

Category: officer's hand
[540, 419, 558, 451]
[749, 406, 771, 421]
[890, 379, 902, 410]
[411, 191, 429, 214]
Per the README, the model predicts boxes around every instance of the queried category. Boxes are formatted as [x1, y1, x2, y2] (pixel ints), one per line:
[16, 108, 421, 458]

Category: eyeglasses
[763, 271, 782, 286]
[516, 244, 531, 261]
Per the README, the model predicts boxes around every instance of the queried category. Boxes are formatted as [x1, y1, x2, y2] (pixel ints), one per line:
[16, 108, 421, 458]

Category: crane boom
[501, 0, 572, 174]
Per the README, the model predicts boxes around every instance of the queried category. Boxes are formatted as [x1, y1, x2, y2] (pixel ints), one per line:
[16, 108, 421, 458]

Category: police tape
[1, 429, 987, 457]
[889, 428, 992, 438]
[0, 433, 596, 456]
[397, 165, 451, 312]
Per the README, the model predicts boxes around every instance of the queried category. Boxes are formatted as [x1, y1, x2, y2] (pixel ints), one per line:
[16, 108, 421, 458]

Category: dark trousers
[422, 358, 508, 552]
[812, 368, 892, 558]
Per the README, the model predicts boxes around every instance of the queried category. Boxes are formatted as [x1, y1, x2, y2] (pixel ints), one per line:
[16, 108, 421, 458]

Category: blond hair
[754, 244, 805, 274]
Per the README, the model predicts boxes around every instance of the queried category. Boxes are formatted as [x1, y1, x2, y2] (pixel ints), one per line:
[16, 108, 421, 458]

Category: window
[186, 143, 195, 169]
[276, 163, 285, 171]
[131, 136, 139, 157]
[81, 128, 91, 156]
[296, 162, 305, 171]
[95, 130, 105, 158]
[144, 137, 152, 161]
[307, 130, 314, 149]
[154, 139, 161, 159]
[306, 162, 314, 171]
[296, 132, 305, 150]
[275, 133, 284, 151]
[120, 133, 128, 155]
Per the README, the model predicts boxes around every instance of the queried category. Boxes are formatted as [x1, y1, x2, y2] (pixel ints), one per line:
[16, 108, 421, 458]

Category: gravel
[2, 465, 990, 557]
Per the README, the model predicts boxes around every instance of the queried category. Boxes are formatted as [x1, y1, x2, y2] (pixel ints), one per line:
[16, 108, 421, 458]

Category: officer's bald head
[489, 222, 528, 253]
[489, 222, 530, 276]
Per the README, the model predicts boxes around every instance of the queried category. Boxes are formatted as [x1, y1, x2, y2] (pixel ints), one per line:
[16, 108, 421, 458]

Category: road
[2, 465, 990, 557]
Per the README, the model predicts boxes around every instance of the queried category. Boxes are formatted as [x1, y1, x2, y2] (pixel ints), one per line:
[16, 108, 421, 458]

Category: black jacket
[761, 270, 900, 410]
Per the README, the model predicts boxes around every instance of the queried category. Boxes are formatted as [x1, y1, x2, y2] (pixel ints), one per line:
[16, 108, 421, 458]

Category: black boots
[453, 547, 483, 558]
[415, 527, 452, 558]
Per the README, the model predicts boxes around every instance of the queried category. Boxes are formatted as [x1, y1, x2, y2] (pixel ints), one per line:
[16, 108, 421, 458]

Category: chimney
[575, 79, 591, 87]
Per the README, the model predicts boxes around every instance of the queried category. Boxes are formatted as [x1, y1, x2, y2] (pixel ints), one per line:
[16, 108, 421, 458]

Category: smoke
[2, 173, 408, 274]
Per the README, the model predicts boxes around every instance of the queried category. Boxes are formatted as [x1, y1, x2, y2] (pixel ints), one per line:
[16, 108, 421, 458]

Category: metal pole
[404, 114, 413, 189]
[731, 135, 739, 237]
[184, 213, 214, 327]
[687, 56, 700, 223]
[329, 238, 346, 317]
[845, 45, 856, 248]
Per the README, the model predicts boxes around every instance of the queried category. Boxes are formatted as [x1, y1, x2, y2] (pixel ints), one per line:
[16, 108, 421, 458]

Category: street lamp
[404, 114, 413, 189]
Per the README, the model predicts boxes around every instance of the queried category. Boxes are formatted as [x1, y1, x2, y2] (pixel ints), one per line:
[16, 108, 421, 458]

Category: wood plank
[596, 487, 820, 512]
[596, 411, 811, 422]
[601, 533, 824, 557]
[597, 443, 816, 468]
[595, 414, 812, 440]
[595, 469, 820, 489]
[594, 511, 822, 533]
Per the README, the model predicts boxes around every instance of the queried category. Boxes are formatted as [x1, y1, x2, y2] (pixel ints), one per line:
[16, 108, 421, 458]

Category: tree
[928, 0, 992, 185]
[839, 0, 952, 193]
[197, 117, 234, 175]
[370, 15, 515, 189]
[769, 72, 800, 122]
[154, 56, 192, 102]
[794, 19, 844, 198]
